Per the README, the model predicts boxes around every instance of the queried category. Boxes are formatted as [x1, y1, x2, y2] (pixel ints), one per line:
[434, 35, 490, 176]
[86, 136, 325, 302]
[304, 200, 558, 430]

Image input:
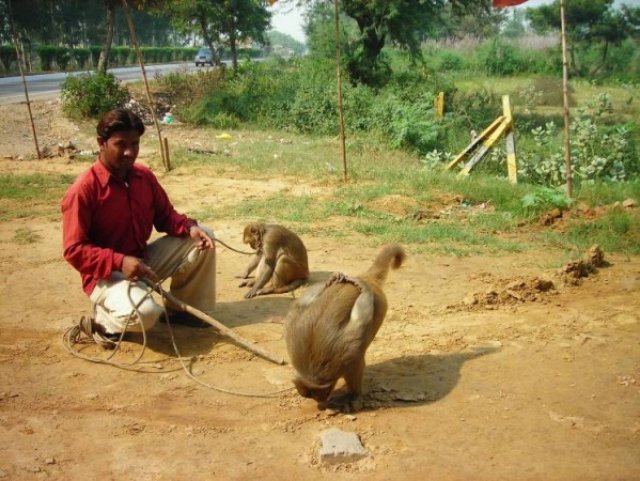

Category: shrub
[72, 48, 91, 69]
[60, 72, 129, 119]
[476, 37, 526, 76]
[36, 45, 56, 70]
[518, 93, 639, 185]
[0, 44, 17, 71]
[89, 46, 101, 67]
[111, 46, 130, 66]
[438, 51, 466, 71]
[53, 46, 71, 70]
[370, 93, 443, 154]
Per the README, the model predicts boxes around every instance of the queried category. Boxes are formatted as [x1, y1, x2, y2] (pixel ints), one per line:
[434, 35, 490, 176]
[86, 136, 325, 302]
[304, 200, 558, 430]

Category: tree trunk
[198, 14, 217, 65]
[97, 0, 115, 74]
[591, 40, 609, 76]
[229, 16, 237, 73]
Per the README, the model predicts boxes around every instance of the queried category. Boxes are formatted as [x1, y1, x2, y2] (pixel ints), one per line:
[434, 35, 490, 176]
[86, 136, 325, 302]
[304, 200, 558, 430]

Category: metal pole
[560, 0, 572, 198]
[121, 0, 170, 171]
[7, 0, 41, 159]
[333, 0, 348, 182]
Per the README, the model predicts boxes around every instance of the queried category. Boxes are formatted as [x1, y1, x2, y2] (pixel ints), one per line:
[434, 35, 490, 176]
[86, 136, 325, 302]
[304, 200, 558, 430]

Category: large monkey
[237, 222, 309, 299]
[284, 244, 406, 410]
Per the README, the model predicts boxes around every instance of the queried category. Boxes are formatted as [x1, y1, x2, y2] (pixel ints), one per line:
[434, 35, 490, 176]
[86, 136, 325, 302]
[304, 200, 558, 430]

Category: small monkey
[284, 244, 406, 410]
[237, 222, 309, 299]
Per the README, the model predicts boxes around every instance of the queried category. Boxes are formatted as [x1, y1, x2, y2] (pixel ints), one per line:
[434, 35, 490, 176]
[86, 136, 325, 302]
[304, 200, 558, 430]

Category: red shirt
[61, 160, 196, 295]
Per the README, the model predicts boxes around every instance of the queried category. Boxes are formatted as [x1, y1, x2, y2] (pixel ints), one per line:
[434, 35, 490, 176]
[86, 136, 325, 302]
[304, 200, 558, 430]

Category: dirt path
[0, 101, 638, 481]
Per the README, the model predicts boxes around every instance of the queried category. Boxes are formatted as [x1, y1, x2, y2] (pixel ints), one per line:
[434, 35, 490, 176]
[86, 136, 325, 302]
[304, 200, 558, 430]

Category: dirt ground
[0, 100, 639, 481]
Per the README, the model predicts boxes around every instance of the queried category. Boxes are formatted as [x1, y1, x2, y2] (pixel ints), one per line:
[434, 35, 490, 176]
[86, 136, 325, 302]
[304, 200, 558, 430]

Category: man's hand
[189, 225, 215, 251]
[122, 255, 159, 282]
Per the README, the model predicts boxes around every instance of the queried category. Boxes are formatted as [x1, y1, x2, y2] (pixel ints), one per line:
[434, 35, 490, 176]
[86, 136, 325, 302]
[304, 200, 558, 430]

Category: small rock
[45, 457, 56, 465]
[318, 428, 370, 464]
[622, 198, 636, 208]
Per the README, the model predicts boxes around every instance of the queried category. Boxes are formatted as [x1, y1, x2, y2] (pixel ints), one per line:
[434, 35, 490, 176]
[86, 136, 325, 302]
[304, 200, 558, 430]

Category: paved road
[0, 62, 205, 105]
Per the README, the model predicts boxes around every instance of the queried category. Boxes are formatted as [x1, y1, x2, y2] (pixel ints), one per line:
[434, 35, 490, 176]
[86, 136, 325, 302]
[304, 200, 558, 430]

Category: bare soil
[0, 101, 639, 481]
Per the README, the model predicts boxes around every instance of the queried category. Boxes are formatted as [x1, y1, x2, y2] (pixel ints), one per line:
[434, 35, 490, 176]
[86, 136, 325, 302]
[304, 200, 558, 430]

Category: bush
[36, 45, 56, 70]
[476, 37, 526, 76]
[111, 46, 130, 66]
[60, 72, 129, 119]
[0, 44, 17, 71]
[53, 46, 71, 70]
[72, 48, 91, 69]
[518, 93, 639, 185]
[89, 45, 101, 67]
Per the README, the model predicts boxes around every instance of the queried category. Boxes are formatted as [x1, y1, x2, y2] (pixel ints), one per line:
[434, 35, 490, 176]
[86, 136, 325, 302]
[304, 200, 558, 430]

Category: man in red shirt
[62, 108, 216, 347]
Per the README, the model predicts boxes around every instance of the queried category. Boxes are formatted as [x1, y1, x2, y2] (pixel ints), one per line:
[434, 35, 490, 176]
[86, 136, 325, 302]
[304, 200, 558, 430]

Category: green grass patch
[0, 173, 74, 201]
[352, 219, 528, 255]
[0, 173, 74, 220]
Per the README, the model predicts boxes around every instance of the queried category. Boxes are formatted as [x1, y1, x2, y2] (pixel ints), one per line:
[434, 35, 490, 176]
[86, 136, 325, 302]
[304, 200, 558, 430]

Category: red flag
[492, 0, 529, 7]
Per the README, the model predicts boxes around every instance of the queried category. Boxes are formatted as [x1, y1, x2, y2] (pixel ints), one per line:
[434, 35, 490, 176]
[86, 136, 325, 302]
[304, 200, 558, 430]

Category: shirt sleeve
[61, 183, 125, 280]
[149, 172, 197, 236]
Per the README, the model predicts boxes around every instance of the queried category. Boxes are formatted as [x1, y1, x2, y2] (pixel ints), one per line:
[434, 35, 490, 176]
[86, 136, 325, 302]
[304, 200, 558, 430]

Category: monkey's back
[286, 282, 386, 385]
[266, 224, 309, 273]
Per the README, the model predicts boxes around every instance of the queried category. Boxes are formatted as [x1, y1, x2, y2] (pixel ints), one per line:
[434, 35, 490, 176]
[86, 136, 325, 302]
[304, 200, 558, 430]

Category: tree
[526, 0, 634, 75]
[158, 0, 270, 73]
[216, 0, 270, 72]
[303, 0, 491, 87]
[97, 0, 117, 72]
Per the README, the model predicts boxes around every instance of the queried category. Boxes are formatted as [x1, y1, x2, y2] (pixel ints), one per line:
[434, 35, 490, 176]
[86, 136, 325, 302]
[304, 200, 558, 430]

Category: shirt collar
[92, 158, 142, 187]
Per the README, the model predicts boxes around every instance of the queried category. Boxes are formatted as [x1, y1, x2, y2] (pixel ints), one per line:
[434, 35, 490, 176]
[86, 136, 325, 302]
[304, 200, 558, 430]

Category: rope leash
[63, 273, 293, 398]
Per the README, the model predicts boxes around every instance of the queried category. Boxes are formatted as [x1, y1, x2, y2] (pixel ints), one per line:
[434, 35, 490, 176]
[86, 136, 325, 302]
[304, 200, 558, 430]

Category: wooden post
[502, 95, 517, 184]
[560, 0, 572, 198]
[435, 92, 444, 119]
[121, 0, 169, 171]
[333, 0, 348, 182]
[163, 137, 171, 170]
[7, 0, 41, 159]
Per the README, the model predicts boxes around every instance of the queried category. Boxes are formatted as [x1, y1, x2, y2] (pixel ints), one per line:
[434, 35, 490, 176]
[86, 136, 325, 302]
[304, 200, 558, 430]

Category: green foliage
[371, 93, 441, 153]
[437, 51, 466, 71]
[266, 31, 306, 56]
[518, 93, 639, 185]
[544, 208, 640, 255]
[111, 46, 130, 66]
[60, 72, 129, 119]
[89, 46, 102, 67]
[53, 46, 71, 70]
[521, 186, 571, 211]
[72, 48, 91, 69]
[36, 45, 56, 70]
[475, 37, 526, 76]
[0, 44, 17, 71]
[156, 68, 226, 118]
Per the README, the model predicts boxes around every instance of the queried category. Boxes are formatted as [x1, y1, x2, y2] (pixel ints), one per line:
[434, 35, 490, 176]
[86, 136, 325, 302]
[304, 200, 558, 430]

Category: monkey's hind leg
[256, 278, 306, 296]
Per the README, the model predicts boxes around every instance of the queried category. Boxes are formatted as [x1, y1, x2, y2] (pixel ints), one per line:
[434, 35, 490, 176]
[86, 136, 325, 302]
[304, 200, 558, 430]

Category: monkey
[237, 222, 309, 299]
[284, 244, 406, 411]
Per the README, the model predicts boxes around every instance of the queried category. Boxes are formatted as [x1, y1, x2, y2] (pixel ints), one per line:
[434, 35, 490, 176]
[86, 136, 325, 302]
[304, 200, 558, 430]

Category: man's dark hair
[96, 109, 145, 141]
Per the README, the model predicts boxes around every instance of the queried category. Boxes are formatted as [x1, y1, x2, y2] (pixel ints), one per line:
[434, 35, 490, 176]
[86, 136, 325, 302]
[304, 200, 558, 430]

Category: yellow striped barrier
[445, 95, 517, 184]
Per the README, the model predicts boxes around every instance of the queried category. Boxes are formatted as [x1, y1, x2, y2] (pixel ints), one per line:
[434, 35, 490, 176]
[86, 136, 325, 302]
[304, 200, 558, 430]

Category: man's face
[97, 130, 141, 180]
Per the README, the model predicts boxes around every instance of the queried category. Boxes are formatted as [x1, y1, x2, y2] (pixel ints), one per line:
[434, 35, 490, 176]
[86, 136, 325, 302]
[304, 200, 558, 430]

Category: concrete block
[318, 428, 370, 464]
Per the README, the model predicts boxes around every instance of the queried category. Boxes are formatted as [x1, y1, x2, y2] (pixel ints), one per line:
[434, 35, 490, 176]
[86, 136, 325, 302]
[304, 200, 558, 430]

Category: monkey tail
[364, 244, 406, 284]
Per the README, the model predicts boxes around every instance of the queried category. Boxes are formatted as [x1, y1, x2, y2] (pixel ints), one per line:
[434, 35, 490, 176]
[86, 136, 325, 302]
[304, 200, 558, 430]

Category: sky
[267, 0, 639, 44]
[268, 2, 307, 44]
